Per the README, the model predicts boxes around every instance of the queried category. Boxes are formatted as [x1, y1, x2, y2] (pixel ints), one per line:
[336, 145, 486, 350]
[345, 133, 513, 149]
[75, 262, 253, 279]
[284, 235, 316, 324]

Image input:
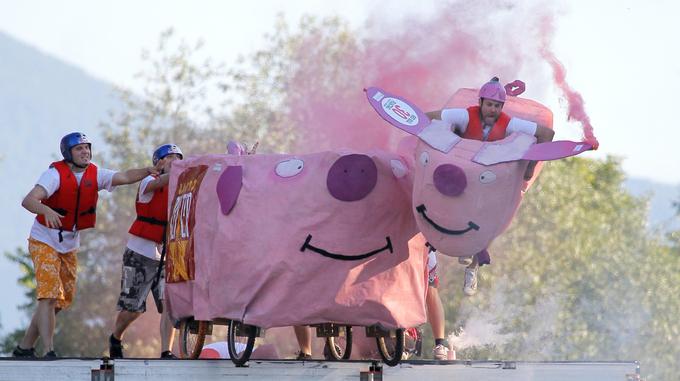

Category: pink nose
[433, 164, 466, 197]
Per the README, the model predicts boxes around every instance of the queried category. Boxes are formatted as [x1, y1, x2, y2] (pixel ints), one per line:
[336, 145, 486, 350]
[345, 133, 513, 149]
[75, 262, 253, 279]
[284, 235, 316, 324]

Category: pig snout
[433, 164, 467, 197]
[327, 154, 378, 201]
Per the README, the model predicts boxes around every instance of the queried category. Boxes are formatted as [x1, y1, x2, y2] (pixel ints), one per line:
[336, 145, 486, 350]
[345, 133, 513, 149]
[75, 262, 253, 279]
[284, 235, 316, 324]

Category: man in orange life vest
[108, 144, 183, 359]
[13, 132, 161, 358]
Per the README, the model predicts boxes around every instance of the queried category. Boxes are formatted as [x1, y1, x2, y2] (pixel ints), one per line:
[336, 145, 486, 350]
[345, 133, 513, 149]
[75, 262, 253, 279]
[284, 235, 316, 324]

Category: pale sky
[1, 0, 678, 184]
[0, 0, 678, 334]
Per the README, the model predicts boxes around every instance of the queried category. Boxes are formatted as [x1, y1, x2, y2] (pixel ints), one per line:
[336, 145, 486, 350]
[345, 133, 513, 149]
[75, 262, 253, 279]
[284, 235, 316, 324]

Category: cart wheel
[324, 325, 353, 360]
[376, 328, 405, 366]
[228, 320, 257, 366]
[178, 318, 208, 359]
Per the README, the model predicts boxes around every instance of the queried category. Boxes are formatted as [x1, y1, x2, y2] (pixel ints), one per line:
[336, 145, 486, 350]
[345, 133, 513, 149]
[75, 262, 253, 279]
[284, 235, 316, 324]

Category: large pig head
[366, 87, 593, 257]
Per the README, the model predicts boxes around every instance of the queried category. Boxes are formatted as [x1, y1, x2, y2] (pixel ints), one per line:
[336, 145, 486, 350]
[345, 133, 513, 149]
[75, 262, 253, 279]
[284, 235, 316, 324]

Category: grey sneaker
[463, 266, 478, 296]
[432, 344, 448, 360]
[458, 256, 473, 266]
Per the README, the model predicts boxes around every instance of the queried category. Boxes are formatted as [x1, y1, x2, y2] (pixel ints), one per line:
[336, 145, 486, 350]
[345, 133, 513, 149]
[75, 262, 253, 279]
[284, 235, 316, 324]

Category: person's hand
[247, 141, 259, 155]
[149, 165, 161, 176]
[43, 208, 64, 228]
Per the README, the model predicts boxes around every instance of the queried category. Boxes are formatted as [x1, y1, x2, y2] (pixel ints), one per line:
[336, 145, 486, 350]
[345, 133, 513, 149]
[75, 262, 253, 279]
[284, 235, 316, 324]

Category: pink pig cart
[164, 149, 428, 367]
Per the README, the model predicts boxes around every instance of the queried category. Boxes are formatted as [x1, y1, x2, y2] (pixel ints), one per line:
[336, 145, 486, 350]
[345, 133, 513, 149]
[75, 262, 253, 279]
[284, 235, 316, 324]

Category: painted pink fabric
[165, 150, 425, 330]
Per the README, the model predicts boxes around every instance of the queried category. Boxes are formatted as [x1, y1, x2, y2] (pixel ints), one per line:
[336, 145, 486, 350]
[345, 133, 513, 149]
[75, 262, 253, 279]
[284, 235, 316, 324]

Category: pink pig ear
[521, 140, 594, 161]
[365, 87, 460, 153]
[416, 120, 461, 153]
[473, 133, 536, 165]
[473, 133, 595, 165]
[226, 141, 246, 155]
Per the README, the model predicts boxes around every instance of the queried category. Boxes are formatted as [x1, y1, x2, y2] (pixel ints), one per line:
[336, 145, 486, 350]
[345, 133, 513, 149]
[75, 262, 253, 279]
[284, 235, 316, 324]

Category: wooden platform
[0, 358, 641, 381]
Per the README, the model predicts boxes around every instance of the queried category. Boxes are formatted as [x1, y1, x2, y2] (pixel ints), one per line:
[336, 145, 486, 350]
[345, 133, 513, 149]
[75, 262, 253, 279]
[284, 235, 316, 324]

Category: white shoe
[458, 256, 473, 266]
[432, 344, 448, 360]
[463, 266, 478, 296]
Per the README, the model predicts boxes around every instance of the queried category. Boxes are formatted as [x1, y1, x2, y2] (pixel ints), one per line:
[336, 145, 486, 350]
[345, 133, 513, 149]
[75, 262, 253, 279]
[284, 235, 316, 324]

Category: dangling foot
[463, 266, 478, 296]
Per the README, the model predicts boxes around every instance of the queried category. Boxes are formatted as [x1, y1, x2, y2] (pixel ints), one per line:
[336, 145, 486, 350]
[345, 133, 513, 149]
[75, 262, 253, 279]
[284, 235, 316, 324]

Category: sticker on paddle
[365, 87, 430, 136]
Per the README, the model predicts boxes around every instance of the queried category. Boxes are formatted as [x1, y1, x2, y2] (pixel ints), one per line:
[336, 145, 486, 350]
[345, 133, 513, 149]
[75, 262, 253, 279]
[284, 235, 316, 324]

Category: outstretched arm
[426, 110, 443, 120]
[142, 173, 170, 195]
[112, 166, 159, 186]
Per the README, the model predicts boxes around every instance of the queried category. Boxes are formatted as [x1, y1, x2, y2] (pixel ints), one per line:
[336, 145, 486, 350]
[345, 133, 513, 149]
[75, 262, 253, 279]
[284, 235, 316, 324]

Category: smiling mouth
[415, 204, 480, 235]
[300, 235, 393, 261]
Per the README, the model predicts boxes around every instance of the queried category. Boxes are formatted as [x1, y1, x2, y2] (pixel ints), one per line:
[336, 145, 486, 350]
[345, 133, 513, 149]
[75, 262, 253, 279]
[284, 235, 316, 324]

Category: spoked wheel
[376, 328, 405, 367]
[324, 325, 353, 360]
[178, 318, 208, 359]
[227, 320, 257, 366]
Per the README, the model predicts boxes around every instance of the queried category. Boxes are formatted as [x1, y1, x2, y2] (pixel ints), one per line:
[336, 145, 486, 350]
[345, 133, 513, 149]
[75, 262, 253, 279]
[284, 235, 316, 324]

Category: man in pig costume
[366, 83, 592, 360]
[425, 77, 555, 296]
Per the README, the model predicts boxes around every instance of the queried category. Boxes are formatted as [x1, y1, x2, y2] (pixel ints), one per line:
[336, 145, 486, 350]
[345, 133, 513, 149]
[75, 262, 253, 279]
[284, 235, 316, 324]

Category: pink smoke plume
[287, 2, 565, 153]
[542, 51, 599, 149]
[539, 16, 600, 149]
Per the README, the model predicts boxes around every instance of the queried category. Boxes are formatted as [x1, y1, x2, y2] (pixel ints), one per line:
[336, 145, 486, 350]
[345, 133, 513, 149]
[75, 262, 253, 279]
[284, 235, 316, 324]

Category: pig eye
[479, 170, 497, 184]
[390, 159, 408, 178]
[419, 152, 430, 167]
[275, 158, 304, 177]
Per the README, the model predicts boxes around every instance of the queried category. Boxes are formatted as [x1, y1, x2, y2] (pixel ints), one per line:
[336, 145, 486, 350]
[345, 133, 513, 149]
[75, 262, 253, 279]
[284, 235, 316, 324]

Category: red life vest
[37, 161, 99, 231]
[128, 179, 168, 243]
[464, 106, 511, 142]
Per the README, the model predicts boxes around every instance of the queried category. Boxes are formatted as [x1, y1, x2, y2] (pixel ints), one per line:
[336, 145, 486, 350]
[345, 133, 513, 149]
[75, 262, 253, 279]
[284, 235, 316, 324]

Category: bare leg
[426, 287, 445, 340]
[113, 310, 142, 340]
[19, 310, 41, 349]
[160, 302, 176, 353]
[467, 254, 480, 270]
[293, 326, 312, 356]
[21, 299, 57, 352]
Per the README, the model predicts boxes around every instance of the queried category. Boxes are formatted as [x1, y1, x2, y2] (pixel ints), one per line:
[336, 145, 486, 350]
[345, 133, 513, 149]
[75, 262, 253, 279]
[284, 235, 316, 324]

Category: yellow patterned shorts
[28, 238, 78, 310]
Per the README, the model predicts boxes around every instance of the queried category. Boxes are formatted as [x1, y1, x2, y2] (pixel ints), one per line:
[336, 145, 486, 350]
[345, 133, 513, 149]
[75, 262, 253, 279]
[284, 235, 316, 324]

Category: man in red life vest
[108, 144, 183, 359]
[426, 77, 555, 181]
[13, 132, 160, 358]
[422, 78, 555, 356]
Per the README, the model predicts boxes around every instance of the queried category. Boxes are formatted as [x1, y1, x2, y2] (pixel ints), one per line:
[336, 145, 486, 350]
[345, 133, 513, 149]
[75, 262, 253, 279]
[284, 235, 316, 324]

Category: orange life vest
[464, 106, 511, 142]
[128, 179, 168, 243]
[37, 161, 99, 231]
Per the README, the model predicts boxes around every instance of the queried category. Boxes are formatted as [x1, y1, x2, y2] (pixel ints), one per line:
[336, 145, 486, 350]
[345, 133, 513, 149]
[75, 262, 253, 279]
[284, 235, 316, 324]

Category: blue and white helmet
[60, 132, 91, 162]
[152, 144, 183, 165]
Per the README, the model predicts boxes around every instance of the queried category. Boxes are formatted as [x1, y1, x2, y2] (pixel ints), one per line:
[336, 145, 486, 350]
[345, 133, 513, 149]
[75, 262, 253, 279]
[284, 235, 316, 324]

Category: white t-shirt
[441, 108, 538, 140]
[29, 164, 117, 253]
[126, 176, 163, 261]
